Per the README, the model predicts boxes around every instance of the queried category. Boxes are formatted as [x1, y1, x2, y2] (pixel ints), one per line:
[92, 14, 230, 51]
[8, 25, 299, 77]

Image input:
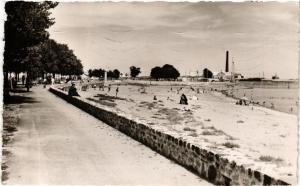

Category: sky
[48, 2, 299, 79]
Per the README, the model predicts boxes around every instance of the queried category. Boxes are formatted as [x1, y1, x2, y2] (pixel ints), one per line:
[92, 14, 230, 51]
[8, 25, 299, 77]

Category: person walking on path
[22, 75, 25, 85]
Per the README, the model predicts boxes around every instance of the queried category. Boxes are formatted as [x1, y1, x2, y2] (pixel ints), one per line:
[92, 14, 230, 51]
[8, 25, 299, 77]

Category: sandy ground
[3, 86, 212, 185]
[77, 81, 298, 184]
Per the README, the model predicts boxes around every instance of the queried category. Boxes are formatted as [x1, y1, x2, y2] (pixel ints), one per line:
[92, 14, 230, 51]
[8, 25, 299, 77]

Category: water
[231, 87, 298, 115]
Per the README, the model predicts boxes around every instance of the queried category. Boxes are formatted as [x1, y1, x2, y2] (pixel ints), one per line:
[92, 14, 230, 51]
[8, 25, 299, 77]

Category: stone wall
[49, 87, 289, 185]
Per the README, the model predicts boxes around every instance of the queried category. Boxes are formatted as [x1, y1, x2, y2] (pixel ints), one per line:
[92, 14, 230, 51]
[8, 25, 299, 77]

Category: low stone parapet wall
[49, 87, 289, 185]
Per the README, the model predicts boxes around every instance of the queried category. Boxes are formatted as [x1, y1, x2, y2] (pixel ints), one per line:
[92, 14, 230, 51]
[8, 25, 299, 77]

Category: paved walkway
[4, 86, 212, 185]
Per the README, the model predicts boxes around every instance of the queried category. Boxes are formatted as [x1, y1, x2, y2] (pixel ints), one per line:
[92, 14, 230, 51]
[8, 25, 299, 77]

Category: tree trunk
[3, 71, 10, 102]
[16, 73, 19, 82]
[26, 71, 31, 92]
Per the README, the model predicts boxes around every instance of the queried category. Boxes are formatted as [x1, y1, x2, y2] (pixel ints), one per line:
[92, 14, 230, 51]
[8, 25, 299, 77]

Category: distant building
[234, 73, 244, 79]
[213, 71, 225, 80]
[180, 75, 203, 82]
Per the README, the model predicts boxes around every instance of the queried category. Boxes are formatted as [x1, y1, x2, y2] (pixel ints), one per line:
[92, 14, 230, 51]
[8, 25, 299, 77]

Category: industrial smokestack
[225, 51, 229, 72]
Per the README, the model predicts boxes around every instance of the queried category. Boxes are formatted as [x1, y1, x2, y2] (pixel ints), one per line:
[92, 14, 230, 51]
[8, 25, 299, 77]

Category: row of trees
[87, 66, 140, 80]
[4, 1, 83, 95]
[88, 68, 120, 79]
[87, 64, 181, 81]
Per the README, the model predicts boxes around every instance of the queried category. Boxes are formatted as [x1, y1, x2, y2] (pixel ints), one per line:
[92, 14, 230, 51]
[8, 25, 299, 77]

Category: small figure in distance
[270, 102, 275, 109]
[22, 75, 25, 85]
[108, 84, 111, 92]
[180, 93, 188, 105]
[116, 87, 119, 97]
[68, 82, 80, 97]
[153, 95, 157, 101]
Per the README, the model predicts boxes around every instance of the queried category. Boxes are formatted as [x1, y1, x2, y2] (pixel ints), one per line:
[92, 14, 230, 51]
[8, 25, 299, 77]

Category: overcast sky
[48, 2, 299, 79]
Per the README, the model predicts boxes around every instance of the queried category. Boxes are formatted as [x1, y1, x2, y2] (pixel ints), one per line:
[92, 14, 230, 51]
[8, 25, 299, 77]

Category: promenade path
[4, 86, 212, 185]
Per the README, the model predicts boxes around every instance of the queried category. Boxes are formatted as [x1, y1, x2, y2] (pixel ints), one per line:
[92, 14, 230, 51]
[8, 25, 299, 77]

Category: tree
[203, 68, 213, 78]
[40, 39, 60, 78]
[107, 70, 114, 79]
[130, 66, 141, 79]
[88, 69, 93, 77]
[150, 66, 162, 80]
[113, 69, 120, 79]
[150, 64, 180, 80]
[40, 39, 83, 78]
[4, 1, 58, 93]
[161, 64, 180, 80]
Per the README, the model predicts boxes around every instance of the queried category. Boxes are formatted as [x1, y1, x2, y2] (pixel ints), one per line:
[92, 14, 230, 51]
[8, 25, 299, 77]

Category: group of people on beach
[69, 82, 119, 98]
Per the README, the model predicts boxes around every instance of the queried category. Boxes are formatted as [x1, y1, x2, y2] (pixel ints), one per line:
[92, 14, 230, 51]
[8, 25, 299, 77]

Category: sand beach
[61, 79, 298, 184]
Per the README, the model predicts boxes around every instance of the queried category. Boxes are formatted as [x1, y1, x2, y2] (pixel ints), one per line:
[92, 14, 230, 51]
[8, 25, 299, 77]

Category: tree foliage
[112, 69, 120, 79]
[130, 66, 141, 78]
[150, 64, 180, 80]
[40, 39, 83, 77]
[88, 68, 120, 79]
[4, 1, 58, 74]
[150, 66, 161, 80]
[88, 68, 105, 78]
[203, 68, 213, 78]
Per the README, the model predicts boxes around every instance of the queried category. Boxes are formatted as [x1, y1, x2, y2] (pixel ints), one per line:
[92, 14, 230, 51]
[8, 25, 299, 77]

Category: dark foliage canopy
[150, 64, 180, 80]
[4, 1, 58, 73]
[40, 39, 83, 76]
[203, 68, 213, 78]
[88, 68, 120, 79]
[130, 66, 141, 78]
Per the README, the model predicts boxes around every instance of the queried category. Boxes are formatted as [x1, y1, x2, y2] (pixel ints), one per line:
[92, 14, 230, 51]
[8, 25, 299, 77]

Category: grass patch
[222, 142, 240, 148]
[201, 130, 215, 135]
[188, 133, 198, 137]
[139, 101, 157, 109]
[183, 127, 196, 132]
[226, 135, 237, 140]
[87, 98, 116, 107]
[259, 155, 283, 162]
[94, 94, 126, 101]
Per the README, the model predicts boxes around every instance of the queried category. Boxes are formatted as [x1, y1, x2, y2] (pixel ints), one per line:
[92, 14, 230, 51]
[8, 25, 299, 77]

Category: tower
[225, 51, 229, 72]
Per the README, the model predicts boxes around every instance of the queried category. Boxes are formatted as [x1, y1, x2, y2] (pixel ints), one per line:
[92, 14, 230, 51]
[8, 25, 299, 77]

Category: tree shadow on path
[4, 95, 38, 105]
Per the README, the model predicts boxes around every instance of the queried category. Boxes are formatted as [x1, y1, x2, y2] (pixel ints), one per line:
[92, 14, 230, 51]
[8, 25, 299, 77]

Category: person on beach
[68, 83, 80, 97]
[108, 84, 111, 92]
[153, 95, 157, 100]
[180, 94, 188, 105]
[270, 102, 275, 109]
[115, 87, 119, 97]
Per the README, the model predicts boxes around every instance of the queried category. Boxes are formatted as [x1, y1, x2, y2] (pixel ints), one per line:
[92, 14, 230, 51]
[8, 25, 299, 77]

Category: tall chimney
[225, 51, 229, 72]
